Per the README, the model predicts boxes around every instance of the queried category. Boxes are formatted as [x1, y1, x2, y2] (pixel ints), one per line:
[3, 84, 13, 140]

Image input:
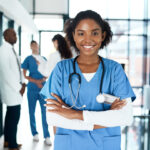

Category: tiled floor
[0, 92, 54, 150]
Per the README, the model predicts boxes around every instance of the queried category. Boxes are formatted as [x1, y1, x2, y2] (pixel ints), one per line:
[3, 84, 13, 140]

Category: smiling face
[73, 19, 105, 57]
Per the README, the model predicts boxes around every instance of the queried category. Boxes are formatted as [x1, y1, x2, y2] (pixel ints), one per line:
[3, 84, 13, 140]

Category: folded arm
[83, 98, 133, 128]
[45, 94, 132, 130]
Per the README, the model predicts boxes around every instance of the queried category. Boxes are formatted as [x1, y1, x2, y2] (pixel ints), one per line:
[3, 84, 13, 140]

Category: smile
[82, 45, 95, 49]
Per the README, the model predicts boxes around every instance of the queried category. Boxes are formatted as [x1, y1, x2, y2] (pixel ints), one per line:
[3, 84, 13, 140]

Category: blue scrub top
[22, 55, 46, 91]
[40, 57, 136, 150]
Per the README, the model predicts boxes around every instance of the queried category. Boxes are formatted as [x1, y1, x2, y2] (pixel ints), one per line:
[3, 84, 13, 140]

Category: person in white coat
[0, 28, 26, 150]
[38, 34, 72, 77]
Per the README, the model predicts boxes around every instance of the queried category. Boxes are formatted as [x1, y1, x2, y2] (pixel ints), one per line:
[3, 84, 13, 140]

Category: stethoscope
[68, 55, 105, 110]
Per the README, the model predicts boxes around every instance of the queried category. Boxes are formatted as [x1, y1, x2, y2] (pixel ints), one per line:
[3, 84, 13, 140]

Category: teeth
[83, 46, 93, 48]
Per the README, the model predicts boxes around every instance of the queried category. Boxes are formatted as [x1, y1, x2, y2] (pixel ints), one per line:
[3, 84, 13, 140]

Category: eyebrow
[76, 28, 101, 32]
[92, 28, 101, 31]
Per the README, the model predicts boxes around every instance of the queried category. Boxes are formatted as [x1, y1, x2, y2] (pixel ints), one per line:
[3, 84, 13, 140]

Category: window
[109, 20, 128, 35]
[34, 15, 63, 31]
[69, 0, 149, 116]
[129, 36, 143, 86]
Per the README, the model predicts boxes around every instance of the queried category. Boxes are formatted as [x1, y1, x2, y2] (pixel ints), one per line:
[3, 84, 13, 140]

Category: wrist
[22, 83, 26, 87]
[42, 77, 46, 82]
[74, 110, 83, 120]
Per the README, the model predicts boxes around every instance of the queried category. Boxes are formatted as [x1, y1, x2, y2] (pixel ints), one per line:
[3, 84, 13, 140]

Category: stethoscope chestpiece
[96, 93, 120, 104]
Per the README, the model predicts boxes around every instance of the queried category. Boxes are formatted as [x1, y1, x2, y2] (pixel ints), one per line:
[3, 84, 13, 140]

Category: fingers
[51, 93, 63, 103]
[111, 99, 127, 110]
[46, 93, 68, 108]
[46, 99, 62, 107]
[112, 99, 120, 104]
[45, 103, 63, 113]
[45, 103, 60, 109]
[51, 93, 67, 106]
[113, 99, 126, 105]
[47, 109, 59, 113]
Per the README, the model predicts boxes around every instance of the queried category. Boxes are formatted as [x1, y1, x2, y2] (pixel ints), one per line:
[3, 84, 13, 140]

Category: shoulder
[47, 52, 61, 64]
[102, 57, 122, 71]
[0, 44, 13, 60]
[53, 58, 73, 72]
[0, 43, 11, 53]
[22, 55, 32, 62]
[50, 51, 60, 58]
[57, 58, 73, 66]
[25, 55, 32, 59]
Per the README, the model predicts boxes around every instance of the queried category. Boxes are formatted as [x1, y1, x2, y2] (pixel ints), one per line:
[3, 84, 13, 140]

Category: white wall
[20, 0, 33, 13]
[0, 0, 37, 34]
[35, 0, 68, 14]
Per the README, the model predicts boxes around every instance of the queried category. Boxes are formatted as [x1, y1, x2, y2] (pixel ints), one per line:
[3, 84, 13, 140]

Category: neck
[77, 55, 100, 65]
[32, 52, 39, 55]
[7, 41, 13, 46]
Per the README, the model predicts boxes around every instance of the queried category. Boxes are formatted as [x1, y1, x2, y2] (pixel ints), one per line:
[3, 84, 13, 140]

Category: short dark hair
[3, 28, 14, 38]
[65, 10, 113, 52]
[30, 40, 37, 45]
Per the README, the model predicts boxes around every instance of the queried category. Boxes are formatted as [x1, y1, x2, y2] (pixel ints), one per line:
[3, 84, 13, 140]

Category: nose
[84, 34, 93, 44]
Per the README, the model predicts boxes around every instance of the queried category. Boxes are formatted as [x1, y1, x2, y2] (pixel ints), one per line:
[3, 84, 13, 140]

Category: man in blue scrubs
[22, 40, 51, 145]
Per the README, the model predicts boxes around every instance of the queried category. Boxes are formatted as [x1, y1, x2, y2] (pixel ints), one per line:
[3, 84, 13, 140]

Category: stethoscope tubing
[68, 55, 104, 109]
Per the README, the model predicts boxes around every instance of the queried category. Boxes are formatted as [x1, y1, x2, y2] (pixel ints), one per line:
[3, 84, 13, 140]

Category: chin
[82, 52, 95, 57]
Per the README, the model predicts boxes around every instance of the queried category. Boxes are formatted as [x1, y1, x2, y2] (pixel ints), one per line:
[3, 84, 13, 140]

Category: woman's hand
[110, 99, 126, 110]
[45, 93, 83, 120]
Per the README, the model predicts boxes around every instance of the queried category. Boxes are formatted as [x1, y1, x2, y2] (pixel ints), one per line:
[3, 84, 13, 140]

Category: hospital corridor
[0, 0, 150, 150]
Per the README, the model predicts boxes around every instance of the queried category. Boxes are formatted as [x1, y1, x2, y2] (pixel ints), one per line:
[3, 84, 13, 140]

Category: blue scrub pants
[27, 91, 50, 138]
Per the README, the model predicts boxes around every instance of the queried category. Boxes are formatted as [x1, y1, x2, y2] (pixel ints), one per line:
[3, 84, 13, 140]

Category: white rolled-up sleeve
[47, 112, 94, 131]
[83, 99, 133, 127]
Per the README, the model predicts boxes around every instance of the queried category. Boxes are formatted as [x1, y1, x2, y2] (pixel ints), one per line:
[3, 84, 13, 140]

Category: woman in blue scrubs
[40, 10, 136, 150]
[22, 41, 51, 145]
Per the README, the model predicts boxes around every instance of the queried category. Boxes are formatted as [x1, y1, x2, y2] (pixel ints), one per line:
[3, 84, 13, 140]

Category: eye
[92, 31, 99, 36]
[77, 32, 84, 36]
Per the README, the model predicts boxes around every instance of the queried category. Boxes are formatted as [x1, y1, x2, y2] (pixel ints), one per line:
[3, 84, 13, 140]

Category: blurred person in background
[38, 34, 72, 77]
[0, 28, 26, 150]
[64, 19, 78, 57]
[37, 34, 72, 134]
[21, 40, 51, 146]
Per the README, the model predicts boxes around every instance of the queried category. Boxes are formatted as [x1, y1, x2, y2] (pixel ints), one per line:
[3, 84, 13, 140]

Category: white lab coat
[0, 42, 23, 106]
[38, 51, 61, 77]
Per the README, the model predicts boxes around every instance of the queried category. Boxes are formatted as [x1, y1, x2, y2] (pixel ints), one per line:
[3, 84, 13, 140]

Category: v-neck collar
[75, 60, 102, 83]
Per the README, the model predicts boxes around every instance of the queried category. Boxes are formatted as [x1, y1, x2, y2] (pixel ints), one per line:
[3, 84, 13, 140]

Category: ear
[4, 36, 8, 42]
[102, 31, 106, 41]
